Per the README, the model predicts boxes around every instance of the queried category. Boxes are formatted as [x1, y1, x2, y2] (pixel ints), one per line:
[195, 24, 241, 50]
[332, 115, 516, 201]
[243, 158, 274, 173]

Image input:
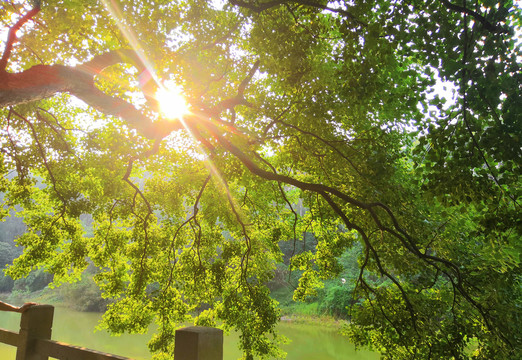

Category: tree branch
[229, 0, 287, 13]
[193, 114, 505, 339]
[0, 5, 41, 72]
[439, 0, 509, 34]
[230, 0, 367, 27]
[0, 51, 179, 139]
[276, 119, 367, 179]
[209, 60, 260, 119]
[78, 49, 145, 75]
[294, 0, 367, 27]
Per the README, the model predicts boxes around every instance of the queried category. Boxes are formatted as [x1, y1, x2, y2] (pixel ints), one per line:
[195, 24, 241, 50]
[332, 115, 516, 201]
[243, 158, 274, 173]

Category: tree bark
[0, 51, 179, 139]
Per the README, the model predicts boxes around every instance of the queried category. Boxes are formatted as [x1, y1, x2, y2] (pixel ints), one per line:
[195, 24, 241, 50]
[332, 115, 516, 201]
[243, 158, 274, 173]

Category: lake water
[0, 308, 378, 359]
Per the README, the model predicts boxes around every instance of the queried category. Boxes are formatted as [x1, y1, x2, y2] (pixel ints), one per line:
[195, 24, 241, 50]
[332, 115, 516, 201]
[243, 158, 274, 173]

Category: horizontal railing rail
[0, 304, 223, 360]
[34, 338, 131, 360]
[0, 328, 19, 347]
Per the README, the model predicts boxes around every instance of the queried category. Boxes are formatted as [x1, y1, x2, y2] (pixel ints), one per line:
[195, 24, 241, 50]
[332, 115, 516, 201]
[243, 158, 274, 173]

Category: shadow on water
[0, 309, 378, 359]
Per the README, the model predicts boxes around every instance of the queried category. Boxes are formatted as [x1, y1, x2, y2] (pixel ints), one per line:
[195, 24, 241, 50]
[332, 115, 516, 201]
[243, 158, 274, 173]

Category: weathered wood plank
[0, 327, 20, 347]
[174, 326, 223, 360]
[35, 338, 132, 360]
[16, 305, 54, 360]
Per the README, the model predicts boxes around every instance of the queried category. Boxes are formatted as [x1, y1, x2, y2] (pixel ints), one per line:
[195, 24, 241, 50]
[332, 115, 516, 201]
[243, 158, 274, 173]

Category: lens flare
[156, 86, 189, 120]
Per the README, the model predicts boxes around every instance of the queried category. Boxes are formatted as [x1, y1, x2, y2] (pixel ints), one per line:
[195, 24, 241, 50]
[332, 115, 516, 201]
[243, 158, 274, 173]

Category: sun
[155, 85, 189, 120]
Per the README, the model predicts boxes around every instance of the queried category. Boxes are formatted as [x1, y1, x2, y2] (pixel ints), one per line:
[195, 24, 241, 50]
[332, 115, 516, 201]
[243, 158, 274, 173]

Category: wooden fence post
[16, 305, 54, 360]
[174, 326, 223, 360]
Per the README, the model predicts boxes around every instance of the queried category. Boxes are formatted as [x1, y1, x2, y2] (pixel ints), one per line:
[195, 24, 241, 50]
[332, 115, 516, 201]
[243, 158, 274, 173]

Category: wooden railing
[0, 305, 223, 360]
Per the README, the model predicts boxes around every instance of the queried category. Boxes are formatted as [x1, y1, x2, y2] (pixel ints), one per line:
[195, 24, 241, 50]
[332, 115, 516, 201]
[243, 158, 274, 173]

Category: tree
[1, 0, 520, 359]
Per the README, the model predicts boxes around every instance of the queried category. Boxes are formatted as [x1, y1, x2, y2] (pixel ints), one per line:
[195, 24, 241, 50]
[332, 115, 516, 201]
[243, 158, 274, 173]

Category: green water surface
[0, 308, 378, 359]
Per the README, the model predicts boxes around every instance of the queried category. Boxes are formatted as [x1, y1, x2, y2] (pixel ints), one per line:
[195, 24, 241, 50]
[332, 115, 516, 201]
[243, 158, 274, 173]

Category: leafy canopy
[0, 0, 520, 359]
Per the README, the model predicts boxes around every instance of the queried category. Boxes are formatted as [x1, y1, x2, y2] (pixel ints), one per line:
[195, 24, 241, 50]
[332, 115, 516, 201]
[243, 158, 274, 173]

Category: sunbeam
[100, 0, 246, 234]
